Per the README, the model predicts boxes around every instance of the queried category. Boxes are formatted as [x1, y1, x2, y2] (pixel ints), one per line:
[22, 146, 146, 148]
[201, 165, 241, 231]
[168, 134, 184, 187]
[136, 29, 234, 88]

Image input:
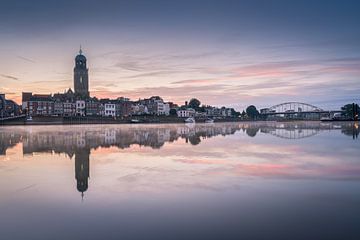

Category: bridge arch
[266, 102, 323, 113]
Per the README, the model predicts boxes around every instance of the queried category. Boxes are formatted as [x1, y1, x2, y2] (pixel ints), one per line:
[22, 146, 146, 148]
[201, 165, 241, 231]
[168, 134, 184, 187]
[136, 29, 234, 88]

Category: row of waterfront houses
[22, 90, 161, 118]
[19, 90, 235, 119]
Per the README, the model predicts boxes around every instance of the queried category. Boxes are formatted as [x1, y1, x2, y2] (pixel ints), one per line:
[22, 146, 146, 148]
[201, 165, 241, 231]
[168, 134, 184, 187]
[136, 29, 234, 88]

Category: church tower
[74, 47, 89, 98]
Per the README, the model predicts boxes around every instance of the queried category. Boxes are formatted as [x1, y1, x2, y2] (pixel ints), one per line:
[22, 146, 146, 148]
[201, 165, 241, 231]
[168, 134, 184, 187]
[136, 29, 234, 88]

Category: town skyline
[1, 0, 360, 110]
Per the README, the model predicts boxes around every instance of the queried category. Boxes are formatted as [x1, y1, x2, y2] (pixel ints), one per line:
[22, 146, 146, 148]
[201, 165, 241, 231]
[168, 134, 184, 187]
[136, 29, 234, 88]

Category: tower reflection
[75, 148, 90, 199]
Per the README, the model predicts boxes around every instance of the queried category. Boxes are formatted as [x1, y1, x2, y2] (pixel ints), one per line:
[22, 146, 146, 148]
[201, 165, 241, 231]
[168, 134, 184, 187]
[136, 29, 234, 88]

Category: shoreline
[1, 116, 358, 126]
[0, 116, 241, 126]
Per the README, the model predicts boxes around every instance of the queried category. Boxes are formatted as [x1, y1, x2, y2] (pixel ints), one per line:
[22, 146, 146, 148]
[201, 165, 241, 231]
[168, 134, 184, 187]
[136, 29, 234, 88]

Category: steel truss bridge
[260, 102, 342, 117]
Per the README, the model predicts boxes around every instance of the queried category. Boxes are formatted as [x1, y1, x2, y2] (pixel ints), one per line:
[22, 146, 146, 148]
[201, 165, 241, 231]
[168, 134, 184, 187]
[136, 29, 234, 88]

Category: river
[0, 122, 359, 239]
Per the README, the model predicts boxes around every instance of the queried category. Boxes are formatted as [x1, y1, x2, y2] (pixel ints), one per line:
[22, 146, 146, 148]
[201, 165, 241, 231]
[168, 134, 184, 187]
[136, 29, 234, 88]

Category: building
[54, 99, 64, 116]
[260, 108, 275, 114]
[158, 102, 170, 115]
[139, 96, 170, 116]
[23, 93, 54, 116]
[0, 94, 6, 118]
[205, 107, 222, 117]
[132, 103, 148, 115]
[177, 108, 195, 118]
[115, 101, 132, 117]
[86, 99, 101, 116]
[74, 47, 89, 98]
[21, 92, 32, 113]
[76, 100, 86, 116]
[63, 101, 76, 116]
[221, 107, 232, 117]
[104, 103, 116, 117]
[117, 97, 130, 102]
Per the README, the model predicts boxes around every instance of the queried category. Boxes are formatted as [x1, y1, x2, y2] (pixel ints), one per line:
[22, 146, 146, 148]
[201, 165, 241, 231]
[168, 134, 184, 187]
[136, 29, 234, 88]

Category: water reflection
[0, 122, 358, 157]
[0, 122, 359, 239]
[0, 122, 358, 197]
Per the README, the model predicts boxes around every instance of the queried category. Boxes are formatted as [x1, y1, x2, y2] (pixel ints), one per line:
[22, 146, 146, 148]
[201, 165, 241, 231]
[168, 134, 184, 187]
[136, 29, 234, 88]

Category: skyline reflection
[0, 122, 358, 157]
[0, 122, 359, 198]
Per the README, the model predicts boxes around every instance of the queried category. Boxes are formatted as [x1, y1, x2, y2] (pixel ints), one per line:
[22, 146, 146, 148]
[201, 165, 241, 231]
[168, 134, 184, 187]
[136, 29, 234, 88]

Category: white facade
[76, 100, 86, 116]
[157, 102, 170, 115]
[221, 108, 232, 117]
[104, 103, 116, 117]
[177, 108, 195, 118]
[132, 104, 149, 115]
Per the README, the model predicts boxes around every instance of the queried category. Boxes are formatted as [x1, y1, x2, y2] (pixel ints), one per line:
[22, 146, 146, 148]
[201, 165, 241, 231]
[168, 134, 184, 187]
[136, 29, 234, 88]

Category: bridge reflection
[241, 122, 358, 139]
[264, 128, 319, 139]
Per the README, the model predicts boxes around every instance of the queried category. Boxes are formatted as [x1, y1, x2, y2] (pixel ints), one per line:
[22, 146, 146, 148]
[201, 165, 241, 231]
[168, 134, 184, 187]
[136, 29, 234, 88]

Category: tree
[198, 105, 206, 112]
[188, 135, 201, 145]
[169, 108, 177, 116]
[246, 127, 260, 137]
[246, 105, 260, 120]
[231, 108, 240, 117]
[188, 98, 201, 110]
[341, 103, 359, 119]
[241, 110, 246, 118]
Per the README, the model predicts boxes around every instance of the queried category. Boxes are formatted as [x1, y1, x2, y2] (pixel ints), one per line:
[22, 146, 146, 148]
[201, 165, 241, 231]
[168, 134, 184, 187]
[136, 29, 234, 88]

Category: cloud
[174, 159, 228, 165]
[171, 78, 219, 85]
[0, 74, 19, 81]
[91, 84, 246, 106]
[115, 61, 147, 72]
[126, 70, 181, 79]
[163, 51, 220, 60]
[17, 55, 36, 63]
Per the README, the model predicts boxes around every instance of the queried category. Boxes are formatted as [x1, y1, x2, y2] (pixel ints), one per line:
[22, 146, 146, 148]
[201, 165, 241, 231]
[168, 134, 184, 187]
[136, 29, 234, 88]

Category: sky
[0, 0, 359, 110]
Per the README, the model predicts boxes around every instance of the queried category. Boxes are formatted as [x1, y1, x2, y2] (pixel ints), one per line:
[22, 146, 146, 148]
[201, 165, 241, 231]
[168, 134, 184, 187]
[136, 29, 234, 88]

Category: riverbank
[0, 115, 241, 125]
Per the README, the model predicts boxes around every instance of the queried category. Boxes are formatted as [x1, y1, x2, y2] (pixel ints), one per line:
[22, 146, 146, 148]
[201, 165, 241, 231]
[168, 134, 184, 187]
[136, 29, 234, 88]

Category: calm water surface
[0, 122, 359, 240]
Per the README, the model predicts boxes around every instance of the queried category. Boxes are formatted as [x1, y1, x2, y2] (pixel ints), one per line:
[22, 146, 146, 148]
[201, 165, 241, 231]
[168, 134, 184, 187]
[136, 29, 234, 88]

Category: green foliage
[341, 103, 360, 119]
[198, 105, 206, 112]
[231, 108, 240, 117]
[169, 108, 177, 116]
[188, 98, 201, 110]
[246, 127, 259, 137]
[246, 105, 260, 119]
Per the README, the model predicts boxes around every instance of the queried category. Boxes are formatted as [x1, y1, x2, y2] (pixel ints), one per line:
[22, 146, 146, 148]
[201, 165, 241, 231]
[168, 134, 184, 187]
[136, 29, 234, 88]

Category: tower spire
[79, 45, 83, 55]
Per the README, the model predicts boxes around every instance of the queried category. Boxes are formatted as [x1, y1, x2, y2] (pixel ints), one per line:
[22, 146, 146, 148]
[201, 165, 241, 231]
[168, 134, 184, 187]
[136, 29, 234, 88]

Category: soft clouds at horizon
[0, 0, 359, 110]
